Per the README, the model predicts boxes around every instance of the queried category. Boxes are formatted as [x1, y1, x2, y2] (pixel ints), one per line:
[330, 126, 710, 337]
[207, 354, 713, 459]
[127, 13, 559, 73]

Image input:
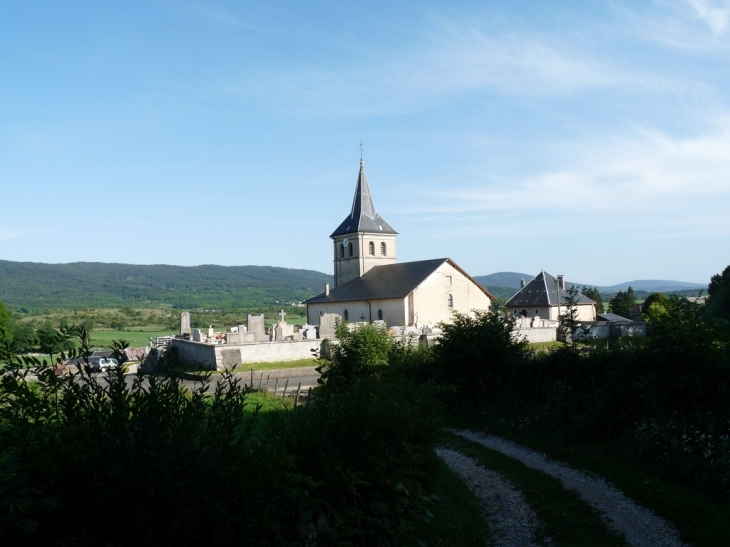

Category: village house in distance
[304, 158, 495, 328]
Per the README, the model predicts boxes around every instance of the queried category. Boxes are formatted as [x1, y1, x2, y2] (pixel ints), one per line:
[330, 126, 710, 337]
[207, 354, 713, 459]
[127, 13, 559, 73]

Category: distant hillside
[475, 271, 707, 295]
[473, 272, 532, 290]
[600, 280, 707, 293]
[0, 261, 331, 311]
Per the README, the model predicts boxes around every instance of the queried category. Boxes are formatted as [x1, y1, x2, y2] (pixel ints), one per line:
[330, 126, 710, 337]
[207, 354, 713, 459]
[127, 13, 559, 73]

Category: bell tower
[330, 159, 398, 287]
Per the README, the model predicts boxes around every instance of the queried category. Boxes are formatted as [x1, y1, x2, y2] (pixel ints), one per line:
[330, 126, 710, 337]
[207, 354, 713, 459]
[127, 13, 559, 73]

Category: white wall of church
[410, 262, 492, 325]
[307, 298, 407, 326]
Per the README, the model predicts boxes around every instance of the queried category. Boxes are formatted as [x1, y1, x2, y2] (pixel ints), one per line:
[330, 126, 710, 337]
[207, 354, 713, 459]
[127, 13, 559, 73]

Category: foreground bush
[0, 325, 442, 546]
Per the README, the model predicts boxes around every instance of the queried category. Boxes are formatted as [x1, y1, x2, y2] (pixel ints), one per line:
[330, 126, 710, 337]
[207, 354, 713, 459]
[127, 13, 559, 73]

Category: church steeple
[330, 159, 397, 238]
[330, 158, 398, 287]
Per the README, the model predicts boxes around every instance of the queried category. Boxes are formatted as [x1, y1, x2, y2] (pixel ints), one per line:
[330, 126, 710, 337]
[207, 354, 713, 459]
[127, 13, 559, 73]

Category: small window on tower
[378, 309, 383, 320]
[348, 243, 354, 257]
[340, 244, 345, 258]
[447, 294, 453, 309]
[381, 242, 386, 256]
[445, 275, 452, 285]
[369, 241, 375, 255]
[344, 309, 349, 321]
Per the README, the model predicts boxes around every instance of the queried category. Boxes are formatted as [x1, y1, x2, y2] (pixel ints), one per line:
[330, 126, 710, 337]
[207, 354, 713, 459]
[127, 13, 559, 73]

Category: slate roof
[305, 258, 495, 304]
[597, 313, 631, 323]
[330, 160, 398, 238]
[505, 271, 595, 308]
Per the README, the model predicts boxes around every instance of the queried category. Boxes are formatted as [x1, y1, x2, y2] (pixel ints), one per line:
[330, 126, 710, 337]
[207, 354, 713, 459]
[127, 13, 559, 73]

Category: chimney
[520, 278, 525, 288]
[325, 282, 330, 296]
[557, 275, 565, 290]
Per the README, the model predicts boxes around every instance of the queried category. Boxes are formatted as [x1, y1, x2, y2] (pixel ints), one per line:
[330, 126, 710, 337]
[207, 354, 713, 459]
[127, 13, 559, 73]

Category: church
[305, 159, 495, 328]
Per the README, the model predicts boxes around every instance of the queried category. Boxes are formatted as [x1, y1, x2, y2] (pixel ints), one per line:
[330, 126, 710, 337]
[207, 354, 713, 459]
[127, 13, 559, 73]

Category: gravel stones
[436, 447, 543, 547]
[455, 430, 689, 547]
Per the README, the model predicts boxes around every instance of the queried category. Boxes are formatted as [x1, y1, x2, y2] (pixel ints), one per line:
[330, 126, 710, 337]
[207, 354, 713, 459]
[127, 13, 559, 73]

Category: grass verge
[484, 428, 730, 547]
[441, 431, 629, 547]
[424, 457, 490, 546]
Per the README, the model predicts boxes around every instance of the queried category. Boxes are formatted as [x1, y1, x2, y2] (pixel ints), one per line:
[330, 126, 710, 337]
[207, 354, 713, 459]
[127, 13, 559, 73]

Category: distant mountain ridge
[474, 271, 707, 295]
[0, 260, 331, 310]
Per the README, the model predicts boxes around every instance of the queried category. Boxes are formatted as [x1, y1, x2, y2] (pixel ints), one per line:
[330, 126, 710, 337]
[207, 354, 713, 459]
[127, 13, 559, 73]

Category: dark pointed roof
[330, 160, 398, 238]
[305, 258, 495, 304]
[505, 271, 596, 307]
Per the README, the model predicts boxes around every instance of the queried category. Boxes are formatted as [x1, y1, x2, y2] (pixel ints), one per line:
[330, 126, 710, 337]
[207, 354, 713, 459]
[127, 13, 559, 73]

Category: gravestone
[180, 312, 191, 335]
[192, 329, 202, 342]
[207, 326, 215, 338]
[319, 313, 340, 338]
[247, 314, 266, 342]
[221, 349, 240, 370]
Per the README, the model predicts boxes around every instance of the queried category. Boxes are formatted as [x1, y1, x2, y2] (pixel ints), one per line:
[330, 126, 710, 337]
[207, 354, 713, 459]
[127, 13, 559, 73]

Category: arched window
[378, 309, 383, 320]
[343, 309, 349, 321]
[447, 294, 454, 309]
[339, 244, 345, 258]
[380, 242, 386, 256]
[348, 243, 354, 257]
[368, 241, 375, 255]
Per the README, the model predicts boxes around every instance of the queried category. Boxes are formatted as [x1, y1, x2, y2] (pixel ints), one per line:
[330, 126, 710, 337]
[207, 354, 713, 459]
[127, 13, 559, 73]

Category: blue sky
[2, 1, 729, 286]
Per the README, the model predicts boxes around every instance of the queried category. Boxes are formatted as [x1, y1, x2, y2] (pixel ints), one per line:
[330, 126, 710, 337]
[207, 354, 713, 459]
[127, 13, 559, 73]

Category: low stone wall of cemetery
[171, 338, 323, 371]
[514, 327, 558, 344]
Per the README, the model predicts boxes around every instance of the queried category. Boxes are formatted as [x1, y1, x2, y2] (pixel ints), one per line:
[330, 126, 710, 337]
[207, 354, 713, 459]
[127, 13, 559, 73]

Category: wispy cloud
[621, 0, 730, 52]
[407, 117, 730, 224]
[229, 19, 639, 117]
[687, 0, 730, 36]
[190, 4, 264, 32]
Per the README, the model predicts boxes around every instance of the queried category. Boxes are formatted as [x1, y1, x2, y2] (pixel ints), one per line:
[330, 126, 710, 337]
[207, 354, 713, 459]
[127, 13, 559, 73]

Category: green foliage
[320, 321, 394, 389]
[641, 292, 669, 322]
[581, 286, 604, 313]
[433, 308, 530, 401]
[0, 260, 330, 310]
[608, 286, 636, 318]
[708, 264, 730, 318]
[1, 322, 447, 545]
[0, 301, 10, 333]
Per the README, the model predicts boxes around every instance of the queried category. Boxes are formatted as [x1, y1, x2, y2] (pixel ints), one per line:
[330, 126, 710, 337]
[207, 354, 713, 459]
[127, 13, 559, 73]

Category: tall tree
[642, 292, 669, 322]
[609, 287, 636, 319]
[581, 286, 604, 315]
[707, 264, 730, 318]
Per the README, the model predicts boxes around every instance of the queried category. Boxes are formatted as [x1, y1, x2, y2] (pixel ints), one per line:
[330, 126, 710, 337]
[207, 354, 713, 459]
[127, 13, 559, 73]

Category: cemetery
[170, 308, 443, 370]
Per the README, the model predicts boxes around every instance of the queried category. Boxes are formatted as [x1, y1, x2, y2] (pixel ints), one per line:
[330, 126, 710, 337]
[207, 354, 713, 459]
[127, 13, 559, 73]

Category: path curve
[455, 430, 689, 547]
[436, 447, 542, 547]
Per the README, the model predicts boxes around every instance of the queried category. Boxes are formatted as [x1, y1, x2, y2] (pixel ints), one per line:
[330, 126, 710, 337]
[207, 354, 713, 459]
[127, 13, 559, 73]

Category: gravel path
[455, 430, 689, 547]
[436, 447, 543, 547]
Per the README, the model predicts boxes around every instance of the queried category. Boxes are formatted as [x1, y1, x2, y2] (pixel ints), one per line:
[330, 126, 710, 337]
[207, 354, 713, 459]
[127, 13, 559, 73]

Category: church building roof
[306, 258, 495, 304]
[505, 271, 595, 308]
[330, 159, 398, 238]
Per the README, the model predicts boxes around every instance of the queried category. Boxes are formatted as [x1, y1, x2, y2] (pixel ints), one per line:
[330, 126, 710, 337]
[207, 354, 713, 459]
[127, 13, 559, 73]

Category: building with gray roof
[505, 271, 597, 322]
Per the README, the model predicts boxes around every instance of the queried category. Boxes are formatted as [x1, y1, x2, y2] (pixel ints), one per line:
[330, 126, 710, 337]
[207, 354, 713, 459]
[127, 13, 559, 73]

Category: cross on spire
[359, 140, 364, 162]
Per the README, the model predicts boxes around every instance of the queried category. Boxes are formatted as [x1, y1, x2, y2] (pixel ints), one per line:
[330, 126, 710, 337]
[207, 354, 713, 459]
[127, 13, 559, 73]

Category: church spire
[330, 159, 398, 238]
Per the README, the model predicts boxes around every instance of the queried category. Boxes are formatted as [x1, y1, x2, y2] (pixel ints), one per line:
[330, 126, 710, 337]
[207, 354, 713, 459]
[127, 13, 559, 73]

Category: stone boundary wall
[171, 338, 323, 371]
[514, 327, 558, 344]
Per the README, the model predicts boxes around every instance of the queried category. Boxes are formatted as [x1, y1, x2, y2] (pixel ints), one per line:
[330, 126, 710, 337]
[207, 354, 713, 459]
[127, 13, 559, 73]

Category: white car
[90, 358, 119, 372]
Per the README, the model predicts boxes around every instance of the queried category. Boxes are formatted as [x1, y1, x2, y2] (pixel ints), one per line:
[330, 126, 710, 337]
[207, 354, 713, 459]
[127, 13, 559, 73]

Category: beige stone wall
[307, 298, 407, 326]
[171, 338, 322, 371]
[508, 303, 596, 322]
[332, 233, 397, 287]
[411, 262, 492, 326]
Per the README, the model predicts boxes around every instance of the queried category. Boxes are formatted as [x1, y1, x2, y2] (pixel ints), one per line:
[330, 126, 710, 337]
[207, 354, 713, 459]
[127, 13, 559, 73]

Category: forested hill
[0, 260, 331, 310]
